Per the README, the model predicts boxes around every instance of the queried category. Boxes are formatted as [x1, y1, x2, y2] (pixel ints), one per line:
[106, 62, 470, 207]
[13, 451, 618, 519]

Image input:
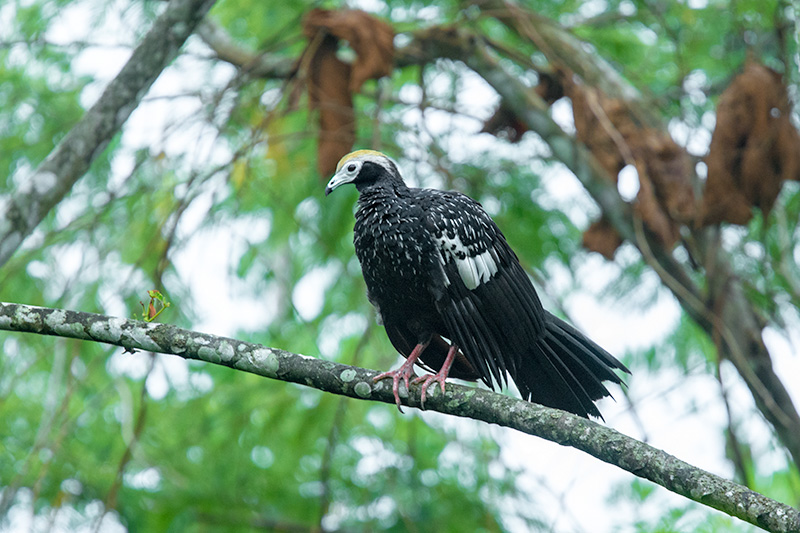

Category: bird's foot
[412, 372, 447, 409]
[412, 343, 458, 409]
[373, 358, 418, 413]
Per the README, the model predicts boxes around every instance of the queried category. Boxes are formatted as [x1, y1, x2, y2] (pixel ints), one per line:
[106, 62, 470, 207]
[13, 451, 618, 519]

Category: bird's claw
[412, 372, 447, 409]
[373, 360, 418, 412]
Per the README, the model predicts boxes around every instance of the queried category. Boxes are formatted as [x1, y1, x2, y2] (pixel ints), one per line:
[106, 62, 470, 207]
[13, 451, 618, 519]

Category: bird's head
[324, 150, 402, 196]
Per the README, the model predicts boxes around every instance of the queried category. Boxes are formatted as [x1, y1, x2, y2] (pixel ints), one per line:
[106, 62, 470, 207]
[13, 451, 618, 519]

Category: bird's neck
[356, 180, 409, 206]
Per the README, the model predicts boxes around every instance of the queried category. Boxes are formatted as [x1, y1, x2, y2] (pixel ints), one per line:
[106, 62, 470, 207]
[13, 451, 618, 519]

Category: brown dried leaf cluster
[481, 103, 529, 142]
[301, 9, 394, 176]
[563, 73, 695, 258]
[482, 72, 563, 142]
[582, 217, 624, 261]
[699, 61, 800, 226]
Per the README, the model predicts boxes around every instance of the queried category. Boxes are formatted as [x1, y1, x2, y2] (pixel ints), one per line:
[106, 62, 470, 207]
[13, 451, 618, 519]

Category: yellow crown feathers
[335, 150, 389, 172]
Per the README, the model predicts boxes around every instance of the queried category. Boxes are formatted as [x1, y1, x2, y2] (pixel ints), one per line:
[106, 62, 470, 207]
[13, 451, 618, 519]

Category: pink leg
[412, 344, 458, 408]
[373, 341, 429, 411]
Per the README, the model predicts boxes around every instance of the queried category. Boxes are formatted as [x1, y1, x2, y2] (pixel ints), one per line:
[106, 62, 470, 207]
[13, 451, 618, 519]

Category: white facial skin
[325, 159, 364, 194]
[325, 152, 398, 195]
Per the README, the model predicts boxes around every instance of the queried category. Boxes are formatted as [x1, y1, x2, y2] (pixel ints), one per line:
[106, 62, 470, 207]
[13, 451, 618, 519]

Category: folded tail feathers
[514, 312, 629, 419]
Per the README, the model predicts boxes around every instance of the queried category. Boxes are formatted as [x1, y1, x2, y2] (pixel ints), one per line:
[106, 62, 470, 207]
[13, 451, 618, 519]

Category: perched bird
[325, 150, 629, 418]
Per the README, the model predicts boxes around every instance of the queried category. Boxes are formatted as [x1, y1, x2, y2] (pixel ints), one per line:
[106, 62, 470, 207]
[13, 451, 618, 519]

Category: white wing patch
[438, 234, 498, 290]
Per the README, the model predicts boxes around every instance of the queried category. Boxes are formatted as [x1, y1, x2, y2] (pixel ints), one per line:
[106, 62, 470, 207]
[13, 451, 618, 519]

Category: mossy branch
[0, 0, 217, 267]
[1, 302, 797, 533]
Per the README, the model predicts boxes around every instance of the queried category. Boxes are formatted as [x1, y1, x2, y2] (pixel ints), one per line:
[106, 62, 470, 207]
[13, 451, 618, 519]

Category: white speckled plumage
[325, 150, 629, 418]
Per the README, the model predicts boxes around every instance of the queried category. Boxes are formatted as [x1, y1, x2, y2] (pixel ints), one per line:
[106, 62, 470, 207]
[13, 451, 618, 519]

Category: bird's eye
[347, 163, 357, 172]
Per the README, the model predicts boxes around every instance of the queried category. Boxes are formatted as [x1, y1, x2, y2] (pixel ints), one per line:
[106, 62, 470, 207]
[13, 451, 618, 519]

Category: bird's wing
[423, 190, 627, 417]
[423, 191, 547, 389]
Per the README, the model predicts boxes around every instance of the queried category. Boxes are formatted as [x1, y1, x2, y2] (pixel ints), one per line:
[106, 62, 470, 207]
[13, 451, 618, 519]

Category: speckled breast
[353, 198, 437, 308]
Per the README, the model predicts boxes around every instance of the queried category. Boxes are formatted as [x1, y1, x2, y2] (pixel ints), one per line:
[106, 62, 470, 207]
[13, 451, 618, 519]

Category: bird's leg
[373, 341, 429, 412]
[412, 343, 458, 409]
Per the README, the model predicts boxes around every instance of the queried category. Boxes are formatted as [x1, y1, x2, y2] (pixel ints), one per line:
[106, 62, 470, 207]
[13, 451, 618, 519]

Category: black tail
[514, 312, 630, 419]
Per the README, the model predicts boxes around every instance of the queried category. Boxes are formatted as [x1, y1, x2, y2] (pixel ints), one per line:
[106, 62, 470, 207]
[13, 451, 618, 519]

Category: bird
[325, 149, 629, 418]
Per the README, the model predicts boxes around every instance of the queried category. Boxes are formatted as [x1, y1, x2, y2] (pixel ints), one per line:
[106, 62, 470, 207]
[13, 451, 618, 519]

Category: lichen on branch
[0, 302, 797, 533]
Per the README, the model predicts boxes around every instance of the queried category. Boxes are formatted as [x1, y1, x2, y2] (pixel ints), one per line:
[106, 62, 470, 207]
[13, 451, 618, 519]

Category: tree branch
[466, 2, 800, 470]
[0, 0, 218, 267]
[196, 20, 294, 80]
[0, 302, 798, 533]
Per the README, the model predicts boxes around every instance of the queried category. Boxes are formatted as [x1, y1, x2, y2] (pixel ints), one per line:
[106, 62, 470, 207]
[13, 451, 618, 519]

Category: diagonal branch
[463, 3, 800, 470]
[0, 302, 798, 533]
[0, 0, 218, 268]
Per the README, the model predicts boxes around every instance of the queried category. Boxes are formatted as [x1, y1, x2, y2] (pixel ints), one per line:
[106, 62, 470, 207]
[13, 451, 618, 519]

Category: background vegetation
[1, 0, 798, 531]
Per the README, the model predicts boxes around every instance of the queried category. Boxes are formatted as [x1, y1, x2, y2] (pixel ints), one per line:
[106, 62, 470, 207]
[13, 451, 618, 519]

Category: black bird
[325, 150, 629, 418]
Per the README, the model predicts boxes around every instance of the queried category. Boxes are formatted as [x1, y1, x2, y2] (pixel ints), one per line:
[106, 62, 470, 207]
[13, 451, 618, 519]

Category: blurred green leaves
[1, 0, 798, 531]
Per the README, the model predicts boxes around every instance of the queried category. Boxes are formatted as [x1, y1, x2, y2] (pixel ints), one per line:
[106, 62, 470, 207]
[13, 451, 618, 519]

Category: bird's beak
[324, 169, 352, 196]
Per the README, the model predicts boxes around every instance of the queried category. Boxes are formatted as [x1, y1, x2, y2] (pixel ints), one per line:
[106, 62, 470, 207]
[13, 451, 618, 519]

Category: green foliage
[1, 0, 798, 531]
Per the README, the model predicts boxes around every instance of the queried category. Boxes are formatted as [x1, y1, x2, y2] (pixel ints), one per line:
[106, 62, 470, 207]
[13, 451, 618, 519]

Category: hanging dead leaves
[300, 9, 394, 176]
[699, 62, 800, 226]
[560, 70, 696, 258]
[482, 73, 564, 143]
[498, 60, 800, 259]
[294, 9, 799, 254]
